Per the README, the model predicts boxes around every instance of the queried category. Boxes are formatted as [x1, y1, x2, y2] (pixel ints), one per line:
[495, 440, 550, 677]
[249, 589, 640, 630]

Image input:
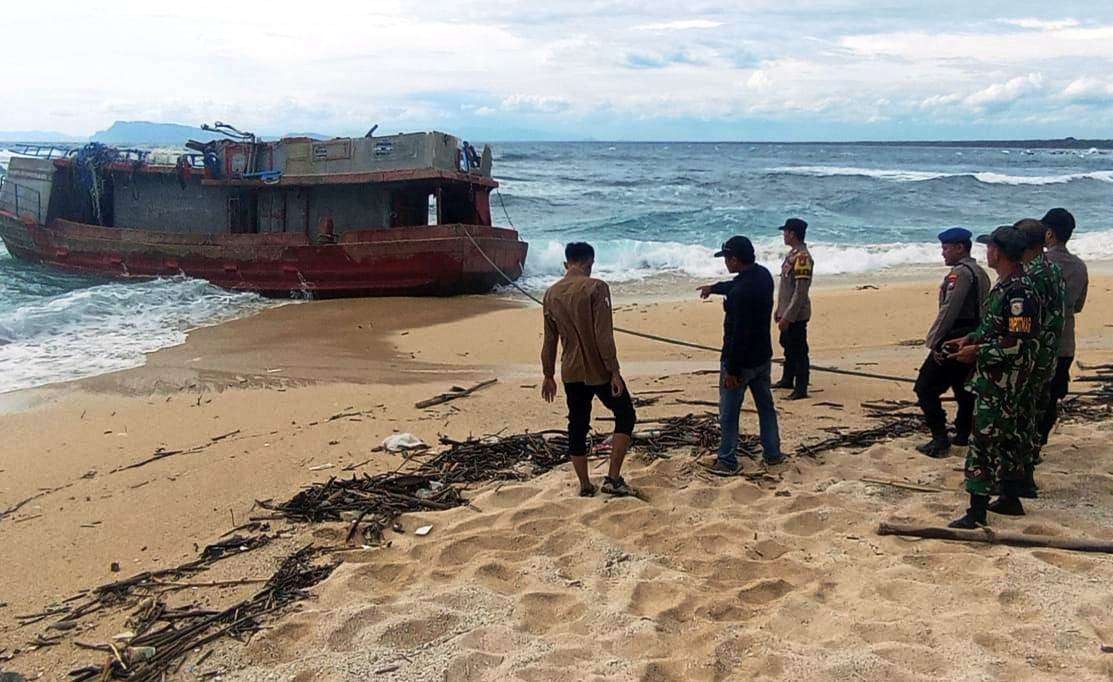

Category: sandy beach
[2, 273, 1113, 680]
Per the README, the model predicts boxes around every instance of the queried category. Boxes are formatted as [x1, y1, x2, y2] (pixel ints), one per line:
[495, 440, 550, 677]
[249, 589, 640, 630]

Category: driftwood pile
[1060, 363, 1113, 422]
[5, 529, 338, 681]
[795, 399, 925, 458]
[68, 545, 336, 681]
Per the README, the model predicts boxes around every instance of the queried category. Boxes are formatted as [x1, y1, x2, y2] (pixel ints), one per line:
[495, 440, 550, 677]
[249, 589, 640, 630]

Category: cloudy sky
[6, 1, 1113, 140]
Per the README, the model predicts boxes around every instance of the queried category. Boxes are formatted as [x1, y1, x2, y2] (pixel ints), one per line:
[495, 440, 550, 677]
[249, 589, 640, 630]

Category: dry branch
[877, 522, 1113, 554]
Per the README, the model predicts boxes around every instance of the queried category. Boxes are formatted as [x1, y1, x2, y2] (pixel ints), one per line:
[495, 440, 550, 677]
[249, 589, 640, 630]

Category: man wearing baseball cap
[698, 235, 783, 474]
[1037, 208, 1089, 446]
[945, 225, 1041, 528]
[914, 227, 991, 458]
[773, 218, 813, 399]
[1013, 218, 1066, 499]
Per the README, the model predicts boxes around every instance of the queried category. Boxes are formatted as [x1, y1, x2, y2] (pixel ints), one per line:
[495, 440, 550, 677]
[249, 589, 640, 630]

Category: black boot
[948, 493, 989, 529]
[1015, 465, 1039, 499]
[772, 378, 794, 390]
[988, 481, 1026, 516]
[785, 389, 809, 400]
[916, 427, 951, 458]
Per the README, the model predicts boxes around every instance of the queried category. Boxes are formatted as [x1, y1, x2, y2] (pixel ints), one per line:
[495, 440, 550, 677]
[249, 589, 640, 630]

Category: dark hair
[565, 242, 595, 263]
[1041, 208, 1075, 242]
[958, 238, 972, 252]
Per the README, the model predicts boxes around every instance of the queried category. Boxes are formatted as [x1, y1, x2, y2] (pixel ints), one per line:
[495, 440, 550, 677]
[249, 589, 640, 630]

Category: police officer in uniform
[946, 225, 1041, 528]
[914, 227, 991, 458]
[773, 218, 813, 400]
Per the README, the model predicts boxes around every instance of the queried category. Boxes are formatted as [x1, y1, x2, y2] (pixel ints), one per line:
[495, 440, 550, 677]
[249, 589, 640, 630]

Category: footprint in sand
[627, 579, 699, 622]
[781, 509, 833, 536]
[444, 651, 505, 682]
[325, 605, 383, 650]
[378, 612, 459, 648]
[736, 577, 795, 604]
[1031, 549, 1096, 574]
[514, 591, 586, 635]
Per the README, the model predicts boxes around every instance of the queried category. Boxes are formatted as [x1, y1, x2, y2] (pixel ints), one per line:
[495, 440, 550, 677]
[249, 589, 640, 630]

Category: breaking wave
[769, 165, 1113, 186]
[0, 261, 284, 393]
[520, 230, 1113, 288]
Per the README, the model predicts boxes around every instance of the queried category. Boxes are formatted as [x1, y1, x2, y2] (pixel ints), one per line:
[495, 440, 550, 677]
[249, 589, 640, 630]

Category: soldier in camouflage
[1014, 219, 1065, 499]
[945, 225, 1041, 528]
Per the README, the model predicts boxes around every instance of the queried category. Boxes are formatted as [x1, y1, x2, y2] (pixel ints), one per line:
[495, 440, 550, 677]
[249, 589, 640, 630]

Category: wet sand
[1, 275, 1112, 680]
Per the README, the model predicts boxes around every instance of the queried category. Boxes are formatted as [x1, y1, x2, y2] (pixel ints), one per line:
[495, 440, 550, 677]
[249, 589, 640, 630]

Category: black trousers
[914, 353, 975, 442]
[1037, 356, 1073, 445]
[778, 321, 809, 391]
[564, 382, 637, 457]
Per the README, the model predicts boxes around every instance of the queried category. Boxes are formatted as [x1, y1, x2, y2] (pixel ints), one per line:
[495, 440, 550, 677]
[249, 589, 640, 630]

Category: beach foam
[0, 275, 282, 393]
[770, 165, 1113, 185]
[520, 230, 1113, 289]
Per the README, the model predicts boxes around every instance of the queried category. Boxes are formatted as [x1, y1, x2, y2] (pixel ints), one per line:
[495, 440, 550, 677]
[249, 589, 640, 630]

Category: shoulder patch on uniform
[793, 253, 813, 278]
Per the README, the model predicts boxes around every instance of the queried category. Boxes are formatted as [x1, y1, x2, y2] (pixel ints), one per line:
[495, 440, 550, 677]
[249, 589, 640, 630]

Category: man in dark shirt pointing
[698, 235, 783, 474]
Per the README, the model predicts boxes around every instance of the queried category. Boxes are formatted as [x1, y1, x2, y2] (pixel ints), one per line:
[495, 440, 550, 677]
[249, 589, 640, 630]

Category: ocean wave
[520, 229, 1113, 288]
[769, 165, 1113, 186]
[0, 276, 283, 393]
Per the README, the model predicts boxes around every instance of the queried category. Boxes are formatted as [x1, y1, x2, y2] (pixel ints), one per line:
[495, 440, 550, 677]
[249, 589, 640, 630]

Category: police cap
[937, 227, 972, 244]
[976, 225, 1027, 260]
[778, 218, 808, 239]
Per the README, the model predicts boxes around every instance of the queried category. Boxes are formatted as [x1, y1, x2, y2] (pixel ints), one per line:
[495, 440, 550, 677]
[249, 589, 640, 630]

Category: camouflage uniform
[963, 275, 1041, 496]
[1021, 255, 1065, 465]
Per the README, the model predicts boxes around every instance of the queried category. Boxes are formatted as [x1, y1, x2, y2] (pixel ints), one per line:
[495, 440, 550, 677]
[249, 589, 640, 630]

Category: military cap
[976, 225, 1027, 260]
[937, 227, 972, 244]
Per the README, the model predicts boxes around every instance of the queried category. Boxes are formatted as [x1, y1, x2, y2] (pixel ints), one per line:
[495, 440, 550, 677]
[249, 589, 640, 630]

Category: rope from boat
[460, 226, 915, 384]
[494, 188, 516, 229]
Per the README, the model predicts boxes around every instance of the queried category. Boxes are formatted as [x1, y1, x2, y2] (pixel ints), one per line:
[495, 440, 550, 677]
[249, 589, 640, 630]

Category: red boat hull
[0, 214, 528, 297]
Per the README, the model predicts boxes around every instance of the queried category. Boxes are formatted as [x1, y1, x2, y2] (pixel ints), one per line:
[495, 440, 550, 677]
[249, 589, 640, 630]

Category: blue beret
[938, 227, 972, 244]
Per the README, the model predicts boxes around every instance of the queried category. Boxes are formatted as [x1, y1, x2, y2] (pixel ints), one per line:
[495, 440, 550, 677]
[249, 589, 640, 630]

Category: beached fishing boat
[0, 126, 528, 297]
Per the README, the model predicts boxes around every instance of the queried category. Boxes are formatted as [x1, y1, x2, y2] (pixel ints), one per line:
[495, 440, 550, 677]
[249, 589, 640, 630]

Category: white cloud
[632, 19, 723, 31]
[964, 73, 1044, 109]
[745, 70, 772, 91]
[1003, 17, 1080, 31]
[500, 95, 573, 114]
[5, 1, 1113, 139]
[1059, 77, 1113, 103]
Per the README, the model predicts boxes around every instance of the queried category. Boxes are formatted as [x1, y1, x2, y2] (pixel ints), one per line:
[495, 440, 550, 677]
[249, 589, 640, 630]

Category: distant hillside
[0, 130, 84, 143]
[91, 121, 224, 145]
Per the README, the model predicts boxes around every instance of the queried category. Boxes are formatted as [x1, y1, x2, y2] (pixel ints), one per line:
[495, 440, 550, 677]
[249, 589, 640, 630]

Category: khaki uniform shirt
[775, 244, 813, 323]
[541, 275, 620, 385]
[925, 256, 991, 350]
[1045, 244, 1089, 357]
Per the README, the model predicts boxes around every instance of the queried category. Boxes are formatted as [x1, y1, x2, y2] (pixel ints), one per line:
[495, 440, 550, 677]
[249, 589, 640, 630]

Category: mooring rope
[461, 227, 916, 385]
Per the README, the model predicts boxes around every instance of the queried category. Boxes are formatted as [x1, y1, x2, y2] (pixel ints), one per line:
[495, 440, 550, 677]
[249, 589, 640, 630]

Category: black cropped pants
[565, 382, 637, 457]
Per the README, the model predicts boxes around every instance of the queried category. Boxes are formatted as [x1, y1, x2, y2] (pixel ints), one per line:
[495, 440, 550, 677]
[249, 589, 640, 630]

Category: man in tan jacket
[541, 242, 636, 497]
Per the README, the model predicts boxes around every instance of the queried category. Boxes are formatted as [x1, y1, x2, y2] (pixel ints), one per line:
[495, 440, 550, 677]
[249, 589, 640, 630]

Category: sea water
[1, 141, 1111, 392]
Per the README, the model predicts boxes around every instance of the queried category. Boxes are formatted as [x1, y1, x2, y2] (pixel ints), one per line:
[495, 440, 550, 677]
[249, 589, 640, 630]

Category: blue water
[2, 142, 1112, 392]
[491, 142, 1113, 283]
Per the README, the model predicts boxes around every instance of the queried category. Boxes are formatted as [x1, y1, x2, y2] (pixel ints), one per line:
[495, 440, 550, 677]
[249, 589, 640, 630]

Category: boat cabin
[2, 131, 497, 242]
